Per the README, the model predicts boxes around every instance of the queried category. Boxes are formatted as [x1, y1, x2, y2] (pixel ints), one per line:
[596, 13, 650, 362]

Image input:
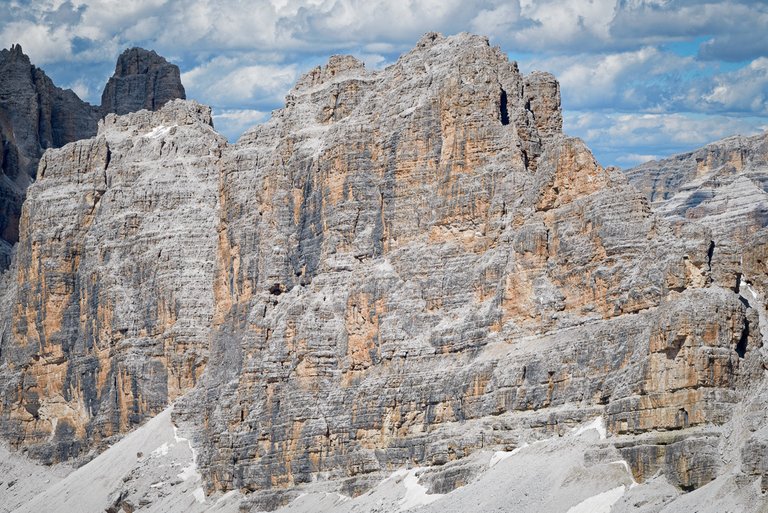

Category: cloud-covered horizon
[2, 0, 766, 168]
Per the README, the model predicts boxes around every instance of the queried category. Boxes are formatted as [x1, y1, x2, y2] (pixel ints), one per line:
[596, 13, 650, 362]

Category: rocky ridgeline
[0, 32, 766, 512]
[0, 45, 185, 270]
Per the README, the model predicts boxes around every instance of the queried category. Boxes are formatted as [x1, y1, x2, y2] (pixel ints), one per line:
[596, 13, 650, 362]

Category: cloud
[0, 20, 74, 63]
[182, 57, 299, 109]
[566, 111, 767, 167]
[610, 1, 768, 61]
[527, 47, 694, 111]
[696, 58, 768, 114]
[614, 153, 662, 166]
[65, 78, 91, 100]
[511, 0, 617, 51]
[212, 108, 270, 141]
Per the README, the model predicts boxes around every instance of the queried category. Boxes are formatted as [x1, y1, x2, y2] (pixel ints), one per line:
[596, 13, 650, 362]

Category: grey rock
[0, 44, 187, 271]
[100, 48, 186, 117]
[0, 44, 99, 267]
[1, 32, 767, 513]
[0, 100, 223, 463]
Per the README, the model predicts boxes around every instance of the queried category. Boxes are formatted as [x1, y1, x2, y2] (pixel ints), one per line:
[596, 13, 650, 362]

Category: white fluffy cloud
[527, 47, 695, 110]
[567, 111, 767, 166]
[182, 57, 299, 107]
[213, 108, 270, 141]
[697, 58, 768, 114]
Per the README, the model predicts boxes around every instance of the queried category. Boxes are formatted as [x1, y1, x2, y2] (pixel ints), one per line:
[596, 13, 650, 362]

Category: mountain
[0, 33, 766, 513]
[0, 44, 98, 269]
[100, 47, 186, 117]
[0, 45, 186, 270]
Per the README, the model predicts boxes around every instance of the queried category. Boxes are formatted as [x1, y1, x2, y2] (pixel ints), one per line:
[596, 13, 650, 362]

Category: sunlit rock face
[0, 100, 223, 462]
[169, 32, 759, 505]
[0, 32, 766, 512]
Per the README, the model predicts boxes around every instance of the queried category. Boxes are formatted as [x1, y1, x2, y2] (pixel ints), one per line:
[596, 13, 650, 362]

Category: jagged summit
[1, 43, 30, 63]
[1, 33, 767, 513]
[0, 43, 98, 268]
[100, 47, 186, 117]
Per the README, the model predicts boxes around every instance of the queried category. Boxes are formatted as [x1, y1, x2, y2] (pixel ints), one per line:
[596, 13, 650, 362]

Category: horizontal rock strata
[0, 32, 766, 512]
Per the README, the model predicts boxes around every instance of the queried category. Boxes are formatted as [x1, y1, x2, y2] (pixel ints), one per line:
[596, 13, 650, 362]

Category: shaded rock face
[0, 44, 99, 268]
[0, 45, 186, 271]
[100, 48, 186, 117]
[0, 32, 766, 511]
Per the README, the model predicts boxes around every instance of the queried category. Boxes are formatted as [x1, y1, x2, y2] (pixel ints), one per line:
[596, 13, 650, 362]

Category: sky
[1, 0, 766, 168]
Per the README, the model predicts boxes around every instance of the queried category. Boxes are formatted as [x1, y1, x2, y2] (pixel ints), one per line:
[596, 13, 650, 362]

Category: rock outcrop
[0, 33, 767, 512]
[100, 48, 186, 117]
[0, 100, 223, 463]
[0, 45, 186, 271]
[0, 44, 99, 268]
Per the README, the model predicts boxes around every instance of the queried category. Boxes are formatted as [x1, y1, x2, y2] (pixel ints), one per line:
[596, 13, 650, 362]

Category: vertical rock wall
[0, 101, 223, 462]
[0, 33, 765, 510]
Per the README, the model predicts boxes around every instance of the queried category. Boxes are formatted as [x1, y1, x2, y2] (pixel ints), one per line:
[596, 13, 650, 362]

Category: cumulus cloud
[566, 111, 767, 167]
[182, 57, 300, 108]
[527, 47, 694, 110]
[696, 58, 768, 114]
[213, 108, 270, 141]
[610, 0, 768, 61]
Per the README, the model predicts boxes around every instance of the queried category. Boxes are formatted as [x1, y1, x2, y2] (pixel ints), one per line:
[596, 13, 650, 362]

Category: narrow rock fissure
[499, 88, 509, 125]
[737, 319, 749, 358]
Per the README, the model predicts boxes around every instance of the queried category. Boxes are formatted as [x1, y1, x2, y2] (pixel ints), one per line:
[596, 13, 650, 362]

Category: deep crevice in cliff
[737, 319, 749, 358]
[499, 88, 509, 126]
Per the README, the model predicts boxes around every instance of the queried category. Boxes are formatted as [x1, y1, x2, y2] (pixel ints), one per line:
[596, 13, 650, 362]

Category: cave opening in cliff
[737, 321, 748, 358]
[500, 88, 509, 125]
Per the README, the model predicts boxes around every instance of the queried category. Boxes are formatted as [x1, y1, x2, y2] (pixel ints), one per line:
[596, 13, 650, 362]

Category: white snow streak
[565, 486, 626, 513]
[572, 417, 607, 439]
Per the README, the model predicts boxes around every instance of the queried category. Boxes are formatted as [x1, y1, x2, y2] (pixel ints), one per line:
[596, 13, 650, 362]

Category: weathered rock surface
[100, 47, 186, 117]
[0, 100, 223, 462]
[0, 45, 187, 271]
[0, 32, 767, 512]
[0, 44, 99, 268]
[626, 132, 768, 207]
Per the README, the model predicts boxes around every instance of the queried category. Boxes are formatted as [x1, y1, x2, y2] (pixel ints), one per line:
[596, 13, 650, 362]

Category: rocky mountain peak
[100, 46, 186, 117]
[113, 47, 175, 76]
[2, 33, 768, 513]
[2, 43, 30, 64]
[293, 55, 368, 93]
[0, 45, 187, 270]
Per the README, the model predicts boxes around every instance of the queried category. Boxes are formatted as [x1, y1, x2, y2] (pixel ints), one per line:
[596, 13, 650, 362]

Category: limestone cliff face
[0, 45, 187, 271]
[625, 132, 768, 207]
[0, 33, 766, 511]
[171, 33, 760, 508]
[0, 101, 223, 462]
[625, 132, 768, 311]
[0, 44, 99, 269]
